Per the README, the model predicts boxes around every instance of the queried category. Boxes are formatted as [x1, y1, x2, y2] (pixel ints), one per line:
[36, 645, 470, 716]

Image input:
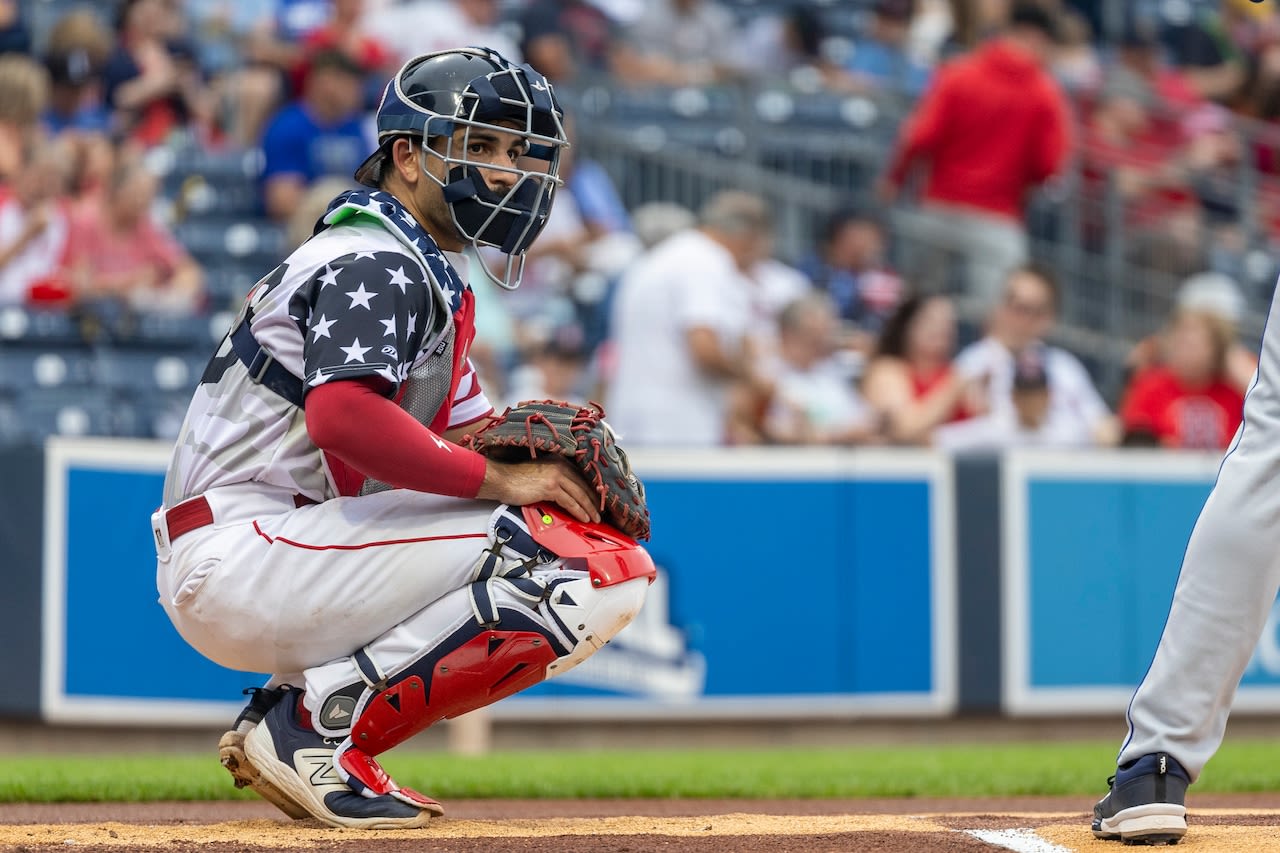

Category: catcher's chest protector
[361, 322, 456, 496]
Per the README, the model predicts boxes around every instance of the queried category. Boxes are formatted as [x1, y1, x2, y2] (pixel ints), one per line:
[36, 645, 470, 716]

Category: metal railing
[565, 78, 1278, 401]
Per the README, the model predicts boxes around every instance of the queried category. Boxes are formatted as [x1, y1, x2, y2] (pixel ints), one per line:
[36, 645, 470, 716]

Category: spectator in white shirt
[941, 264, 1121, 449]
[749, 291, 882, 446]
[364, 0, 521, 65]
[605, 190, 773, 446]
[934, 341, 1065, 449]
[749, 255, 813, 354]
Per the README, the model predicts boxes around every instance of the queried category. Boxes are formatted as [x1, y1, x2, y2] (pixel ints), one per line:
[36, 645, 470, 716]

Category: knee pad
[543, 573, 649, 678]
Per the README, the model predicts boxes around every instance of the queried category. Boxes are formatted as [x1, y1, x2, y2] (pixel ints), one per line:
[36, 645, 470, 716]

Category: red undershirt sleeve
[305, 378, 488, 499]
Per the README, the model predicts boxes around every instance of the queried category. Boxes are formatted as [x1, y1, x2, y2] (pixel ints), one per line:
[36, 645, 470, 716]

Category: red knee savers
[521, 503, 657, 589]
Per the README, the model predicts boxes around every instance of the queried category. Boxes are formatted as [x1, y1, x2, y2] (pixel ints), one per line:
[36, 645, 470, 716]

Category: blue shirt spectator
[42, 103, 110, 136]
[261, 103, 367, 186]
[277, 0, 332, 42]
[799, 207, 904, 353]
[259, 49, 370, 222]
[42, 50, 110, 135]
[0, 0, 29, 57]
[846, 0, 932, 97]
[568, 159, 631, 235]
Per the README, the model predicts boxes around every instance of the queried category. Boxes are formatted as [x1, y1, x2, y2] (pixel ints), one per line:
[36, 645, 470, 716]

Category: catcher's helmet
[354, 47, 568, 289]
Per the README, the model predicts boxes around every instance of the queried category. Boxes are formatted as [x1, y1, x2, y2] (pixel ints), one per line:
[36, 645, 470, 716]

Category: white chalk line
[962, 827, 1075, 853]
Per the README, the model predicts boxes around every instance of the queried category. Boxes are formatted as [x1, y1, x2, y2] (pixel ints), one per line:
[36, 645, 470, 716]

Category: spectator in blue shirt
[42, 49, 111, 136]
[567, 158, 631, 236]
[0, 0, 30, 57]
[846, 0, 932, 97]
[259, 48, 369, 222]
[559, 119, 630, 237]
[799, 207, 905, 356]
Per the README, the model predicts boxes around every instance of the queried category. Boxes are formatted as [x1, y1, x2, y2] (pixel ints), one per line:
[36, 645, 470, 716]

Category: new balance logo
[295, 748, 344, 789]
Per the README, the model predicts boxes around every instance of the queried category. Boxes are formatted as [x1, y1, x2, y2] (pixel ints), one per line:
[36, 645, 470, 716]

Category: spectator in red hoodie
[879, 3, 1071, 312]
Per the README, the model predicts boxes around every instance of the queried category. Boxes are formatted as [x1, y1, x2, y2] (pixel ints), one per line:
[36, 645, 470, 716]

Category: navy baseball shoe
[218, 686, 310, 820]
[244, 686, 441, 829]
[1092, 752, 1188, 845]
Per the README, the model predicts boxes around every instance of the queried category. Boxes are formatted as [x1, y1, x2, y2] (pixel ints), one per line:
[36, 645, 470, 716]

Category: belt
[165, 495, 215, 542]
[165, 493, 317, 543]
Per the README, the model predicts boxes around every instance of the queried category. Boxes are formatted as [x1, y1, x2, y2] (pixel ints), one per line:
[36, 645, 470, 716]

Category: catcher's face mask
[355, 48, 568, 290]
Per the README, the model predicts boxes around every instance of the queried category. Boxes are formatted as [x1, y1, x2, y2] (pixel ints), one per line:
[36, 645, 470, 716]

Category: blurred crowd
[0, 0, 1273, 451]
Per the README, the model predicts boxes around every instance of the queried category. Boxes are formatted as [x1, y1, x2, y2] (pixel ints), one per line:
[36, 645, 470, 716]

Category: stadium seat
[13, 386, 140, 441]
[131, 312, 223, 349]
[0, 395, 23, 447]
[176, 218, 288, 269]
[0, 345, 96, 392]
[169, 173, 261, 219]
[205, 266, 260, 309]
[608, 85, 740, 124]
[94, 348, 208, 396]
[169, 145, 264, 183]
[173, 220, 232, 260]
[0, 306, 84, 346]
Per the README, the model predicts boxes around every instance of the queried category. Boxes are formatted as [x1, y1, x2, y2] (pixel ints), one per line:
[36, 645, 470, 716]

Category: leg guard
[303, 505, 651, 805]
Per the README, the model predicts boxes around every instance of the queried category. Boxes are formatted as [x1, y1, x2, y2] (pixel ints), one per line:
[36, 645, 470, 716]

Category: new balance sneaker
[1092, 752, 1189, 845]
[219, 686, 310, 820]
[243, 686, 441, 829]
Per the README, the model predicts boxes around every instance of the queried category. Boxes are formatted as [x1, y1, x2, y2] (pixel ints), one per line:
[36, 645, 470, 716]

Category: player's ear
[389, 137, 421, 185]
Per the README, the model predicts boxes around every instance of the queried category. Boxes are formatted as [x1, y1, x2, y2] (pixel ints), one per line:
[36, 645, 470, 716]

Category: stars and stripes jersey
[162, 192, 493, 507]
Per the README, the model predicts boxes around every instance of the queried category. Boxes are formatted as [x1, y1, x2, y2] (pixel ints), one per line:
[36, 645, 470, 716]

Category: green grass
[4, 740, 1280, 803]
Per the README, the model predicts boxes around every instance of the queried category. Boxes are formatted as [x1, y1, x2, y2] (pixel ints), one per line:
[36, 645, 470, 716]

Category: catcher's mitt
[465, 400, 651, 541]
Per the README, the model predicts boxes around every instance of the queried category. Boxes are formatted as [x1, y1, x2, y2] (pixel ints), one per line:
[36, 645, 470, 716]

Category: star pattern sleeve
[291, 250, 433, 397]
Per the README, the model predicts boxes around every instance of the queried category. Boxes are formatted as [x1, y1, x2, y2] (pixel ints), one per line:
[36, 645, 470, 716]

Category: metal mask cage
[397, 54, 569, 290]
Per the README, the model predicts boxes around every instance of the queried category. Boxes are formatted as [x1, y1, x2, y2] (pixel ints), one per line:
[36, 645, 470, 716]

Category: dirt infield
[2, 797, 1278, 851]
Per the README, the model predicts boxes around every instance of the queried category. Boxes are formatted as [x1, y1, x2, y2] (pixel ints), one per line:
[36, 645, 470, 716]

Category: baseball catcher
[152, 48, 654, 830]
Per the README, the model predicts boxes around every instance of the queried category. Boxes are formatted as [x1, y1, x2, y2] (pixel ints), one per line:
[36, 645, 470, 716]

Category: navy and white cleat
[1092, 753, 1188, 846]
[244, 687, 441, 829]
